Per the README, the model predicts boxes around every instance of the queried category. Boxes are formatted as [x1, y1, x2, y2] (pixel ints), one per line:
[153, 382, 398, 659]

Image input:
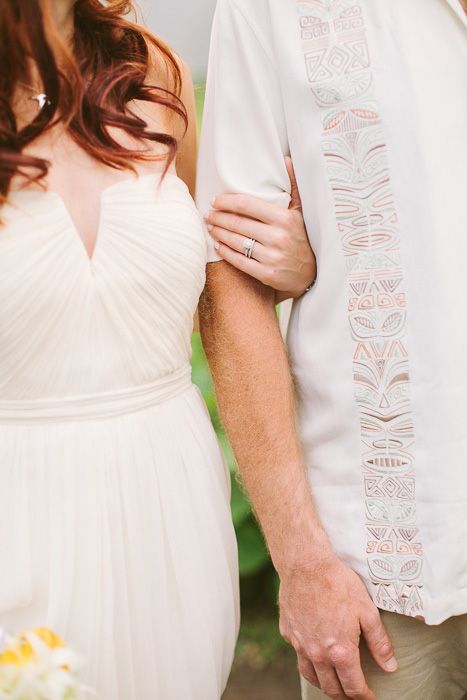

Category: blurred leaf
[271, 571, 280, 599]
[237, 522, 269, 577]
[231, 477, 252, 527]
[218, 432, 237, 471]
[235, 615, 292, 669]
[190, 333, 213, 393]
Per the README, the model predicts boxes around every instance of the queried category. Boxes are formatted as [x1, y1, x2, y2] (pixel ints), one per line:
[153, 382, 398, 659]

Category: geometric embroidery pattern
[296, 0, 423, 616]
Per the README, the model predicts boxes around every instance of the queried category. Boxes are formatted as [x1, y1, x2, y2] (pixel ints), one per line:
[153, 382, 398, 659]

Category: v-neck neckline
[45, 173, 162, 265]
[8, 172, 171, 266]
[50, 190, 106, 264]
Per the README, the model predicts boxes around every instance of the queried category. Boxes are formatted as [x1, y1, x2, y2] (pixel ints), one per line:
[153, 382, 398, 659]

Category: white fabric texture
[197, 0, 467, 624]
[0, 173, 239, 699]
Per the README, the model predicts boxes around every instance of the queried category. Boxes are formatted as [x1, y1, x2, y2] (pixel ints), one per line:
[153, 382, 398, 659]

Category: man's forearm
[199, 262, 333, 573]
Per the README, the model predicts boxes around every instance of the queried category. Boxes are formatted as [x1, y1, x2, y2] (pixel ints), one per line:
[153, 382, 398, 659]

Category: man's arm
[199, 261, 397, 700]
[200, 262, 325, 567]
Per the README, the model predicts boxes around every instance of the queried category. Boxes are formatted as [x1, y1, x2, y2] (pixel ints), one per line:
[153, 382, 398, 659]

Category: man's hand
[279, 556, 398, 700]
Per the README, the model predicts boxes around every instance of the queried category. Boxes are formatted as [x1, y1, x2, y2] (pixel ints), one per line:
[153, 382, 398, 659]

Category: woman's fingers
[213, 241, 274, 287]
[210, 193, 288, 226]
[206, 186, 315, 296]
[209, 226, 266, 262]
[285, 156, 302, 212]
[204, 209, 268, 244]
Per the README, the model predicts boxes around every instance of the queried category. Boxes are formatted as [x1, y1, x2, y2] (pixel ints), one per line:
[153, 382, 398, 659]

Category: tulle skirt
[0, 374, 239, 700]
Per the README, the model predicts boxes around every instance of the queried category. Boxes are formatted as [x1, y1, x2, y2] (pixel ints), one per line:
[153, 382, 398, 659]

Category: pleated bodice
[0, 173, 207, 400]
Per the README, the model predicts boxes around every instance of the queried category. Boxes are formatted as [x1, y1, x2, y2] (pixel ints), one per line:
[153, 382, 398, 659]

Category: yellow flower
[0, 628, 64, 667]
[0, 638, 34, 667]
[32, 627, 65, 650]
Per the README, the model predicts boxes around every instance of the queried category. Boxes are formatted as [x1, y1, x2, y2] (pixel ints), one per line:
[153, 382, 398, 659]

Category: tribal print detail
[296, 0, 423, 616]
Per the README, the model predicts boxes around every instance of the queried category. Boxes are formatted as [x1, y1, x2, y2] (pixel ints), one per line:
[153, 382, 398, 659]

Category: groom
[197, 0, 467, 698]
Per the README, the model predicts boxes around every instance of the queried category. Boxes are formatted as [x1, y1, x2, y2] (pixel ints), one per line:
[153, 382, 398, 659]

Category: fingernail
[214, 242, 220, 250]
[206, 224, 213, 231]
[385, 656, 398, 672]
[203, 212, 210, 221]
[210, 197, 216, 207]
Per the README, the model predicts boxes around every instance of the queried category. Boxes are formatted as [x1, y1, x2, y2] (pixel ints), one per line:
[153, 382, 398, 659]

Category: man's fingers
[285, 156, 302, 212]
[313, 663, 346, 700]
[334, 650, 376, 700]
[204, 209, 269, 243]
[360, 611, 398, 674]
[297, 655, 319, 687]
[210, 193, 286, 226]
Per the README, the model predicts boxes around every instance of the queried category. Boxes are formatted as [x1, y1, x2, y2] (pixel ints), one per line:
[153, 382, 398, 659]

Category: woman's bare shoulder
[128, 39, 193, 137]
[129, 40, 197, 192]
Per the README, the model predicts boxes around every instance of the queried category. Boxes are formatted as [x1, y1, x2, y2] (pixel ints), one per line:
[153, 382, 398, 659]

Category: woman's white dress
[0, 173, 239, 699]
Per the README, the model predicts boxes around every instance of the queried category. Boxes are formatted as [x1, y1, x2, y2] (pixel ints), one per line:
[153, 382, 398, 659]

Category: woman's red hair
[0, 0, 187, 207]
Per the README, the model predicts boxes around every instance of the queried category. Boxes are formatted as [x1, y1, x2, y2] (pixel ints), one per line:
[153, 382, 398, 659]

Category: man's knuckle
[309, 649, 325, 666]
[328, 645, 350, 666]
[346, 686, 366, 699]
[301, 644, 315, 660]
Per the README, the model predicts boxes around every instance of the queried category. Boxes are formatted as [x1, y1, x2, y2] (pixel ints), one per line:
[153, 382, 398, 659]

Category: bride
[0, 0, 315, 697]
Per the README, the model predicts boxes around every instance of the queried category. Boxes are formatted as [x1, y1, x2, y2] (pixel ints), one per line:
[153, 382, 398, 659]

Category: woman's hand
[204, 158, 316, 302]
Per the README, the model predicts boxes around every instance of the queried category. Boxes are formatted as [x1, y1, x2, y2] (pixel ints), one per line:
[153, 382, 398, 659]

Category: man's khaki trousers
[301, 610, 467, 700]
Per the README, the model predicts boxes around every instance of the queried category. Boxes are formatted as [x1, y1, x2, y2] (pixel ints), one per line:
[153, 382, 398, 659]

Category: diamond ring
[243, 238, 256, 258]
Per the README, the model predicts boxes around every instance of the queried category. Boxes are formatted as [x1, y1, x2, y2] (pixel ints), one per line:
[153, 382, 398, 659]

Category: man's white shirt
[197, 0, 467, 625]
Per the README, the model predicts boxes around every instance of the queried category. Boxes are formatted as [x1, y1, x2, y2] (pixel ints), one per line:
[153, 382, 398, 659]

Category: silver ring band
[243, 238, 256, 258]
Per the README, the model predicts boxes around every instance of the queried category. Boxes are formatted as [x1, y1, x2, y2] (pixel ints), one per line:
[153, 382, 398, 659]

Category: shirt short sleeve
[196, 0, 291, 262]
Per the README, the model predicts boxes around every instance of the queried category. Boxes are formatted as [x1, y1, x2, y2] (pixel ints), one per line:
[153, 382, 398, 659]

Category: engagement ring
[243, 238, 256, 258]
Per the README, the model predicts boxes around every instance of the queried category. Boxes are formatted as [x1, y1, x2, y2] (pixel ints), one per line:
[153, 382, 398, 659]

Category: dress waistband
[0, 363, 193, 423]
